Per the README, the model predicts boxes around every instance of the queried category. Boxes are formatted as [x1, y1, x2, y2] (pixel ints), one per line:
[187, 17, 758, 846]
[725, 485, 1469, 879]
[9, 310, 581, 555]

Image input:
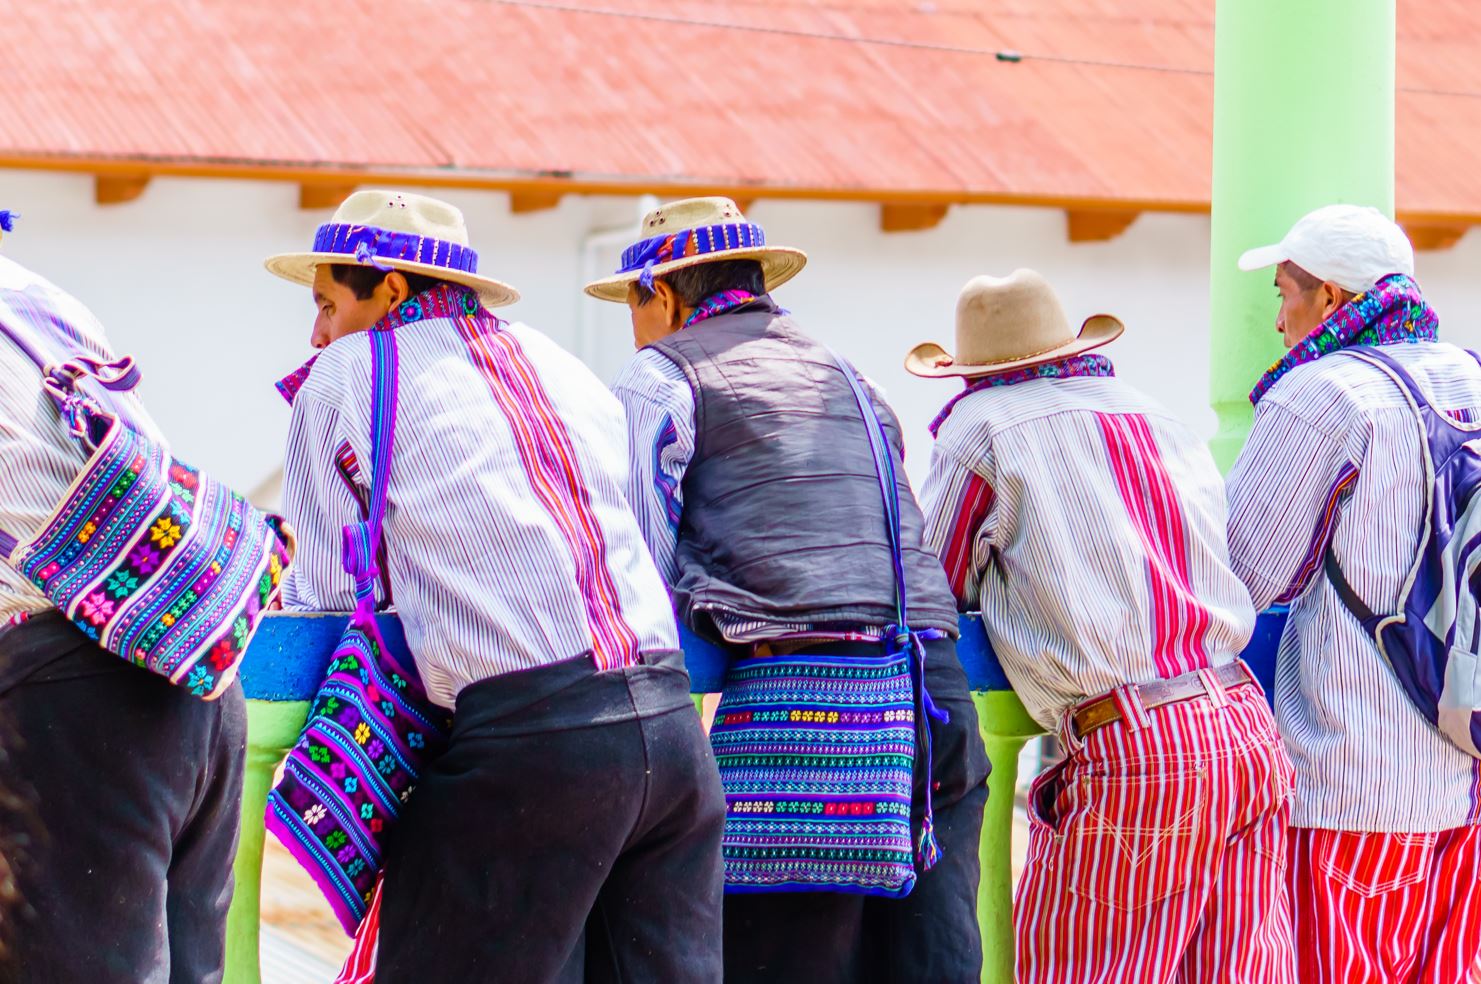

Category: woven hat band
[313, 222, 480, 275]
[617, 222, 765, 277]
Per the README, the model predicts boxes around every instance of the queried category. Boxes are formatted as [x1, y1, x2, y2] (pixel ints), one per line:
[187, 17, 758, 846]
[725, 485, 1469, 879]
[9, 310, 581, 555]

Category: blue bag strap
[341, 328, 399, 620]
[824, 347, 947, 870]
[825, 349, 909, 631]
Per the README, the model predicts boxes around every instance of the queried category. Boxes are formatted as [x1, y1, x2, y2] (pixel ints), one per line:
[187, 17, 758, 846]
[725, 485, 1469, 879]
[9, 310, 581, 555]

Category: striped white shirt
[0, 256, 164, 621]
[280, 294, 679, 710]
[920, 373, 1256, 729]
[1228, 341, 1481, 832]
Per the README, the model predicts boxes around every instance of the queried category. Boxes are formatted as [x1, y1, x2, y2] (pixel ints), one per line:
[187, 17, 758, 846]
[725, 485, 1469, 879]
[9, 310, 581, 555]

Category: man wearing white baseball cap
[1228, 204, 1481, 983]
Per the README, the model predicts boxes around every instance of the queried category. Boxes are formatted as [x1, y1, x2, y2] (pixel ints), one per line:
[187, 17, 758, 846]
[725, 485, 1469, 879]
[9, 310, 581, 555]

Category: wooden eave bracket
[880, 203, 950, 233]
[1401, 221, 1470, 252]
[509, 189, 565, 214]
[1066, 209, 1140, 243]
[94, 174, 150, 205]
[299, 183, 357, 210]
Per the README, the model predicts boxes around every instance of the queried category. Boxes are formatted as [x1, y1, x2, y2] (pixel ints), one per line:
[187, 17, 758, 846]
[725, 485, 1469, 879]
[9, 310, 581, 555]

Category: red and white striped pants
[1290, 825, 1481, 984]
[1016, 674, 1296, 984]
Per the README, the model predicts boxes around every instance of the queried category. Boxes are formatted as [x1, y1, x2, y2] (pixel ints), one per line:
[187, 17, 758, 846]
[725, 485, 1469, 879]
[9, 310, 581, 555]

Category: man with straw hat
[591, 197, 990, 982]
[267, 189, 726, 981]
[909, 270, 1295, 982]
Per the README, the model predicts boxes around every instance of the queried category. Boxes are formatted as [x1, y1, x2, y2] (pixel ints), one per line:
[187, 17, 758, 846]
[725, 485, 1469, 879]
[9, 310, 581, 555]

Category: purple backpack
[1325, 346, 1481, 758]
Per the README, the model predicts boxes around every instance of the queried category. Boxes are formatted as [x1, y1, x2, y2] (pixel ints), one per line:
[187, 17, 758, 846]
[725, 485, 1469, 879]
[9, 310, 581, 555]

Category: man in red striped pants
[1230, 207, 1481, 983]
[912, 270, 1296, 982]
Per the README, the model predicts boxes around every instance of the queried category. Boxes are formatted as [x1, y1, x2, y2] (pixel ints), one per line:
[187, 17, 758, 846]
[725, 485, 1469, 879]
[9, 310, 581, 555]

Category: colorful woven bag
[266, 327, 451, 934]
[708, 350, 948, 897]
[0, 324, 289, 699]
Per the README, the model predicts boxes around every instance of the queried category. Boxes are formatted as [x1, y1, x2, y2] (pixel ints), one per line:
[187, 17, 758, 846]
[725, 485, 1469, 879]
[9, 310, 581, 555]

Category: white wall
[4, 169, 1480, 495]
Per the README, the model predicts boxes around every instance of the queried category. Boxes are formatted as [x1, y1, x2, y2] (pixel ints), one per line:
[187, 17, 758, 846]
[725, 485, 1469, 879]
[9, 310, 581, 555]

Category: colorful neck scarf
[685, 289, 761, 328]
[275, 284, 485, 406]
[929, 353, 1115, 436]
[1250, 274, 1438, 405]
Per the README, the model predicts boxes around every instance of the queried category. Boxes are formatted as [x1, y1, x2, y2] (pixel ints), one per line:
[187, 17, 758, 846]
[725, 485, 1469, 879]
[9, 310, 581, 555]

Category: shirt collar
[928, 353, 1115, 437]
[275, 284, 486, 407]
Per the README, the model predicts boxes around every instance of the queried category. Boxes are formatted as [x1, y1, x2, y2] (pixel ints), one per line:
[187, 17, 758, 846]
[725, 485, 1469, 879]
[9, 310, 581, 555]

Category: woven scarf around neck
[1249, 273, 1438, 405]
[928, 353, 1114, 437]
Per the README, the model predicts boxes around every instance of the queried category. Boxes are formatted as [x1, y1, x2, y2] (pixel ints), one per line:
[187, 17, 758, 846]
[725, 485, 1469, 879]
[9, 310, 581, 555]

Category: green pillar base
[973, 690, 1046, 984]
[224, 699, 312, 984]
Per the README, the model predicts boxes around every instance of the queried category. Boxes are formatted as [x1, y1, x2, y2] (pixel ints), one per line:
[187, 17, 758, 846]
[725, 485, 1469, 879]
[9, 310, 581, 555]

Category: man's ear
[1319, 281, 1349, 320]
[381, 271, 412, 309]
[657, 281, 684, 329]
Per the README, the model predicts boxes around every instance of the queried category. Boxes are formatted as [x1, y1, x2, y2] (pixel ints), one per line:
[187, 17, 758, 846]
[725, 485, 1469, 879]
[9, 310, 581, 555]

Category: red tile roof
[3, 0, 1477, 218]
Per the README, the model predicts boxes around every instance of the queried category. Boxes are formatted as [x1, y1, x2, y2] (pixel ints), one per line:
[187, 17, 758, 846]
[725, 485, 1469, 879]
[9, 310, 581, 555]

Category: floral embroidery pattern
[1250, 274, 1438, 405]
[267, 626, 451, 935]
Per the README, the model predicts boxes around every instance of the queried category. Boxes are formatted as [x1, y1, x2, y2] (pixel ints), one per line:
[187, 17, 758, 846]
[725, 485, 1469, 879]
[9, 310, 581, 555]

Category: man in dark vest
[590, 197, 991, 983]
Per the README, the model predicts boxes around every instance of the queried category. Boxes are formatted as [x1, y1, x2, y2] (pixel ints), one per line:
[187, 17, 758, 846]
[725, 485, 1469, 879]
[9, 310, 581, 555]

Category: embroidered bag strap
[341, 328, 399, 625]
[0, 320, 141, 557]
[823, 347, 948, 869]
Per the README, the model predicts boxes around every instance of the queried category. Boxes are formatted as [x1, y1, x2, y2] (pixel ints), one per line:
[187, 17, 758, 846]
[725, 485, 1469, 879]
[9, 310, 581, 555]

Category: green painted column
[1208, 0, 1396, 469]
[224, 699, 312, 984]
[972, 690, 1046, 984]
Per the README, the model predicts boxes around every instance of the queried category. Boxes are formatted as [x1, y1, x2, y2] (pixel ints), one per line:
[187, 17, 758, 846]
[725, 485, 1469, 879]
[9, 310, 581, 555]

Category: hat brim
[904, 314, 1125, 379]
[582, 246, 808, 303]
[264, 252, 521, 309]
[1237, 243, 1288, 273]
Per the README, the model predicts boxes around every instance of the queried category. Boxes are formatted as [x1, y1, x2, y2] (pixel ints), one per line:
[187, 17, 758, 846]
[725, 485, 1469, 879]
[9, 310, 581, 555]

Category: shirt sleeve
[1226, 397, 1360, 610]
[280, 393, 371, 612]
[920, 442, 998, 610]
[612, 350, 696, 589]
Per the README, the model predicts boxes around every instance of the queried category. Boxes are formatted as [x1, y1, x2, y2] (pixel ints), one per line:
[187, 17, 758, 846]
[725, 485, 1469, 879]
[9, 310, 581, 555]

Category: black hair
[633, 259, 766, 307]
[329, 264, 448, 300]
[1279, 260, 1323, 292]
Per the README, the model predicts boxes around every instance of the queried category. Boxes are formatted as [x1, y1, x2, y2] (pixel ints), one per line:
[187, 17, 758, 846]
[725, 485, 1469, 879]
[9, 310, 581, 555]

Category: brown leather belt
[1070, 661, 1255, 740]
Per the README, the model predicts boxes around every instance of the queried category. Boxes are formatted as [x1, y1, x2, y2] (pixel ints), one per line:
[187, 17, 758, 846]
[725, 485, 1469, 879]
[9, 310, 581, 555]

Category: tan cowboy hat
[905, 269, 1123, 379]
[584, 197, 808, 303]
[265, 190, 519, 309]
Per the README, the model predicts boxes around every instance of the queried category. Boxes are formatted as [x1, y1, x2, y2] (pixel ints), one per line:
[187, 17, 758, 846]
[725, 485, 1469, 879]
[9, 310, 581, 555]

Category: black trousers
[376, 649, 726, 983]
[723, 635, 992, 984]
[0, 611, 246, 984]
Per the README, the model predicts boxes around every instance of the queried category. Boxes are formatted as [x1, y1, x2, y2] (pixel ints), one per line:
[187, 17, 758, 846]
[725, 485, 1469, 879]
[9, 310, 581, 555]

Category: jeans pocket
[1062, 765, 1212, 912]
[1318, 831, 1437, 898]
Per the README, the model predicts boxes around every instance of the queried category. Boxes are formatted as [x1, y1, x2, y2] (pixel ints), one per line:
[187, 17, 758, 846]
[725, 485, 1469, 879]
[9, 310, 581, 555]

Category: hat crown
[954, 269, 1074, 365]
[329, 190, 471, 247]
[1283, 204, 1414, 293]
[638, 197, 749, 237]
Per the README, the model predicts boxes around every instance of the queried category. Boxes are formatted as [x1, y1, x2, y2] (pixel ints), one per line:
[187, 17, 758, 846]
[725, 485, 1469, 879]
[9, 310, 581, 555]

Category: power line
[475, 0, 1481, 97]
[476, 0, 1211, 74]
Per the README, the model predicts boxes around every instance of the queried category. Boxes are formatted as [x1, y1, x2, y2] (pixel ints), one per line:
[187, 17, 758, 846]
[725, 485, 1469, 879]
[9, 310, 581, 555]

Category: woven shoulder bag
[0, 322, 290, 699]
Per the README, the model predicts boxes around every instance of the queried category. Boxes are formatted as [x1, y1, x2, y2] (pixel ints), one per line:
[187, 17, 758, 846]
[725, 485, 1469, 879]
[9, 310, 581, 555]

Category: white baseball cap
[1238, 204, 1415, 294]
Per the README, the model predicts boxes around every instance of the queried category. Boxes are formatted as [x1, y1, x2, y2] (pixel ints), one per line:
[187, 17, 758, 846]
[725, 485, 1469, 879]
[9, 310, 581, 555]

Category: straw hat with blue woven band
[265, 190, 519, 309]
[584, 197, 808, 303]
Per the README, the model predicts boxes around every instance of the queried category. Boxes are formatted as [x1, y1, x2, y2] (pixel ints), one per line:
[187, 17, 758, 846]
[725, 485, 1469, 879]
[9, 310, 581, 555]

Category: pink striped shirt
[920, 373, 1255, 729]
[280, 289, 678, 709]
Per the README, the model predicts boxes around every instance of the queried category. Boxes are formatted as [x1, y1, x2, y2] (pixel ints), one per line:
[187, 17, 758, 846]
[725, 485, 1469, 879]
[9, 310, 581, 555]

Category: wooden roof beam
[1066, 209, 1140, 243]
[1402, 221, 1470, 252]
[94, 174, 150, 205]
[298, 183, 356, 210]
[880, 203, 949, 233]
